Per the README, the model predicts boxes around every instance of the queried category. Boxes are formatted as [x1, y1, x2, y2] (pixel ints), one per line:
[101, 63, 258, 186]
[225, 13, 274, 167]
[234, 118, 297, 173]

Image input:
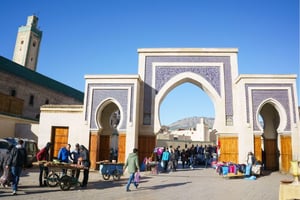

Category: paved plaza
[0, 165, 293, 200]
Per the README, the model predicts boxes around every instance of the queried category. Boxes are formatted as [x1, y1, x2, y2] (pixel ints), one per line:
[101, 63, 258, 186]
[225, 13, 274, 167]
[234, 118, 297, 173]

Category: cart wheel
[112, 170, 121, 181]
[102, 174, 110, 180]
[46, 172, 59, 187]
[59, 175, 71, 191]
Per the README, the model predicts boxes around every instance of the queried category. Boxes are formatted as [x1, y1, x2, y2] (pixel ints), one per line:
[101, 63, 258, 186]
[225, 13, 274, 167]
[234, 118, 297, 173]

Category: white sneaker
[12, 190, 16, 195]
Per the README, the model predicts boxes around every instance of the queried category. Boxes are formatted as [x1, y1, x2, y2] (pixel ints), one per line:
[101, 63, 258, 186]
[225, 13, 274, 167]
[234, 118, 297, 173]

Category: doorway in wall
[259, 103, 280, 171]
[51, 126, 69, 160]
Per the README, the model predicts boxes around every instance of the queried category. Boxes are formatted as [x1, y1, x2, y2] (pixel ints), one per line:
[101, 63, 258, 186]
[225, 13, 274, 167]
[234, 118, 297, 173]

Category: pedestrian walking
[124, 148, 140, 192]
[6, 139, 27, 195]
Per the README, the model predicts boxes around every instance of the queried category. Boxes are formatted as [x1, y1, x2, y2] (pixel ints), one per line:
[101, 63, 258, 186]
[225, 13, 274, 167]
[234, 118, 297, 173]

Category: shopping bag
[160, 160, 164, 168]
[222, 166, 228, 175]
[0, 169, 11, 185]
[245, 165, 251, 176]
[134, 172, 140, 183]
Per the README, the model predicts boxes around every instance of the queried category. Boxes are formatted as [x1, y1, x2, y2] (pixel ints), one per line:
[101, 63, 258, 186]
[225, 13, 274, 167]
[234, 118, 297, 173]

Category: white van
[3, 137, 39, 167]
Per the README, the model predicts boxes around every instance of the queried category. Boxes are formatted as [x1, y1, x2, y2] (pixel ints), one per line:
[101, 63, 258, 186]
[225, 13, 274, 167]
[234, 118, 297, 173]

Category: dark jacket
[7, 146, 27, 167]
[79, 148, 90, 168]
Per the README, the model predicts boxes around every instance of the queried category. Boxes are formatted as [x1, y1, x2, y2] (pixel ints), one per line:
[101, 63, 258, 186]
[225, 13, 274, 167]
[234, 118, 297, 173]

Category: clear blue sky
[0, 0, 299, 125]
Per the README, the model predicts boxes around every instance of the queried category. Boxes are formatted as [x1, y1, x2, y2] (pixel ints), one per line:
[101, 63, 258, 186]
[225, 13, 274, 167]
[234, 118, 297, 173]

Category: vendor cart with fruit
[33, 160, 85, 190]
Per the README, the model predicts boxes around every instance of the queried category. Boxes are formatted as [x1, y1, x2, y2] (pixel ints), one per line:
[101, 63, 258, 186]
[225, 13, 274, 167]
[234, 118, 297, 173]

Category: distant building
[0, 16, 83, 141]
[157, 117, 216, 144]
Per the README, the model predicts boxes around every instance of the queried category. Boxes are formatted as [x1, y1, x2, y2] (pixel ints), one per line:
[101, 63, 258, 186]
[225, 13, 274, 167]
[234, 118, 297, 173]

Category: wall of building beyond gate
[38, 105, 88, 150]
[0, 114, 39, 138]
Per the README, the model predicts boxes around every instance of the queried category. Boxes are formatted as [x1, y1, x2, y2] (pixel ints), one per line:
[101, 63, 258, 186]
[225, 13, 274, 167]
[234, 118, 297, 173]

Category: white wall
[38, 105, 88, 150]
[0, 114, 38, 139]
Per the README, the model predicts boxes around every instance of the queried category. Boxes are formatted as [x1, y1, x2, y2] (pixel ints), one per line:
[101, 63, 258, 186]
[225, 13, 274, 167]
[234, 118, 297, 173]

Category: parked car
[0, 138, 10, 157]
[3, 137, 39, 167]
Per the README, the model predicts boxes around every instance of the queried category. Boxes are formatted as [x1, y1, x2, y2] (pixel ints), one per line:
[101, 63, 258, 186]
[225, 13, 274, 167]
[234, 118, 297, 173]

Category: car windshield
[4, 138, 17, 145]
[0, 141, 9, 149]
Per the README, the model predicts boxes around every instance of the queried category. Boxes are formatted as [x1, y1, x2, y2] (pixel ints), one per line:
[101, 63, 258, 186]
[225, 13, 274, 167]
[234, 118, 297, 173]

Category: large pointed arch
[154, 71, 222, 133]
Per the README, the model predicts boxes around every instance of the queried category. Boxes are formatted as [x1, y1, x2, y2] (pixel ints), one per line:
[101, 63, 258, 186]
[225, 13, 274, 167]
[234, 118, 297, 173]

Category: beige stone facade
[39, 48, 299, 172]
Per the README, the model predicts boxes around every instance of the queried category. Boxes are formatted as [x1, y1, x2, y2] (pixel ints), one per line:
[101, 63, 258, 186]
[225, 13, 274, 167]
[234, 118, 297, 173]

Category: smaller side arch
[154, 71, 222, 133]
[256, 98, 287, 133]
[95, 98, 124, 131]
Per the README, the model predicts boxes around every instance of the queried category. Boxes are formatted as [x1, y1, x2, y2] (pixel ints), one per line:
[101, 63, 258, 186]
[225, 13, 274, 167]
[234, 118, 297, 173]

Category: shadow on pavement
[139, 181, 191, 191]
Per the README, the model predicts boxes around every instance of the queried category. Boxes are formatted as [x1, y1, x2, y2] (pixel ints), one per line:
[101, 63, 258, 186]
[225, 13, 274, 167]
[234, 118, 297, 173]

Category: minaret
[12, 15, 42, 71]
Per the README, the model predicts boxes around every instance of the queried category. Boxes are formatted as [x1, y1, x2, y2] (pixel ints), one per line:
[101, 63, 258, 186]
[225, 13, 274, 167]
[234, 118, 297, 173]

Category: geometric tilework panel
[90, 89, 128, 130]
[251, 89, 291, 131]
[245, 83, 296, 131]
[155, 66, 221, 94]
[143, 56, 233, 125]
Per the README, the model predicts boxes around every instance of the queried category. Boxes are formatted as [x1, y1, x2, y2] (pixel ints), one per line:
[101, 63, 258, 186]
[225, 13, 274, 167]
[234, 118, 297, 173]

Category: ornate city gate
[84, 48, 299, 171]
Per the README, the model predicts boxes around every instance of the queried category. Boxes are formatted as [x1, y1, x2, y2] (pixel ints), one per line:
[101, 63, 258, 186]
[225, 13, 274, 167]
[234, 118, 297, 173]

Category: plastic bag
[160, 160, 164, 168]
[134, 172, 140, 183]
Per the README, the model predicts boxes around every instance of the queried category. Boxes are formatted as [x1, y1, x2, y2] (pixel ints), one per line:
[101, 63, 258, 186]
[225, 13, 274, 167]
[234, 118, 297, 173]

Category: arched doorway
[159, 82, 215, 147]
[96, 100, 122, 162]
[154, 72, 221, 134]
[259, 103, 280, 170]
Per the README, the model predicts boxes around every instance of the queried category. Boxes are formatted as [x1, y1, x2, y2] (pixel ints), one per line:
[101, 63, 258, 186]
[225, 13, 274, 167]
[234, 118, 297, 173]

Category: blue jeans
[126, 172, 138, 190]
[11, 166, 22, 191]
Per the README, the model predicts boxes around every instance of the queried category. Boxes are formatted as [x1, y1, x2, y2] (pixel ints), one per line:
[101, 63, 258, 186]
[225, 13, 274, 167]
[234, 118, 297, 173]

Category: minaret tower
[12, 15, 42, 71]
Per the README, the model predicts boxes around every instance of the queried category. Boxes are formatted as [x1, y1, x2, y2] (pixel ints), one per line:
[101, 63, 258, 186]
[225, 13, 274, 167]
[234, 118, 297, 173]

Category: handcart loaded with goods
[97, 160, 124, 181]
[33, 159, 86, 190]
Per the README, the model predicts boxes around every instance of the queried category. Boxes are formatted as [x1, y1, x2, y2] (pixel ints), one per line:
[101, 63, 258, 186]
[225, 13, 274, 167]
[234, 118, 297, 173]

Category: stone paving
[0, 165, 293, 200]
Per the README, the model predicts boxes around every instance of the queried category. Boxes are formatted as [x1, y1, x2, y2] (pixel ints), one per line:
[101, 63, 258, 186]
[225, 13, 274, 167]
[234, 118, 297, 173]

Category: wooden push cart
[33, 161, 85, 190]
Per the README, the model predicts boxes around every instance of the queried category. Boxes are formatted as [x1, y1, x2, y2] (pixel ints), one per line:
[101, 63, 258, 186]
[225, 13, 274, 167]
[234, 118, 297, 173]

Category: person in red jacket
[36, 142, 52, 187]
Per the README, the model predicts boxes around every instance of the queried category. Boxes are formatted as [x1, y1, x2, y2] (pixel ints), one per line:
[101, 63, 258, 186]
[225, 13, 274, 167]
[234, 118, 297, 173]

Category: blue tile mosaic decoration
[143, 56, 233, 125]
[85, 83, 134, 130]
[245, 83, 296, 132]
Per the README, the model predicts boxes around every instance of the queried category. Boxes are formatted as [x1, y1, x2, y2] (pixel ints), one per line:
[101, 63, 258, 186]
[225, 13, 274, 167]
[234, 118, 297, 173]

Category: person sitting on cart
[57, 144, 71, 175]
